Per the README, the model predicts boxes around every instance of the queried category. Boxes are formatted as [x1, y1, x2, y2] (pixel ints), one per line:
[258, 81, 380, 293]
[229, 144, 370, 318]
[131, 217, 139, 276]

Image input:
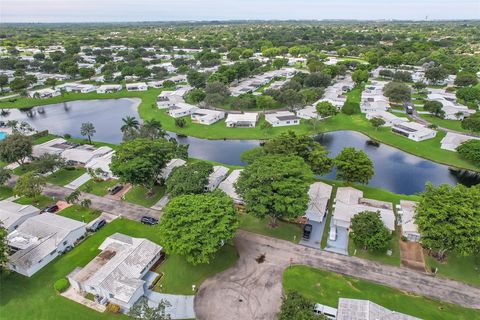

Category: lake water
[2, 99, 478, 195]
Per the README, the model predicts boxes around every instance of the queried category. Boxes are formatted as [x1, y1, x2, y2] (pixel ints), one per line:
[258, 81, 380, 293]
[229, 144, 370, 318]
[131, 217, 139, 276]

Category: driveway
[299, 220, 325, 249]
[194, 230, 480, 320]
[64, 172, 91, 190]
[325, 221, 349, 256]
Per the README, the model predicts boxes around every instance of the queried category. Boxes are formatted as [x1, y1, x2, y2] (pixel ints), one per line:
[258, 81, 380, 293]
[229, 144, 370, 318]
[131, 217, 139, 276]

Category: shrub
[342, 101, 359, 115]
[64, 133, 72, 139]
[53, 278, 70, 293]
[106, 303, 121, 314]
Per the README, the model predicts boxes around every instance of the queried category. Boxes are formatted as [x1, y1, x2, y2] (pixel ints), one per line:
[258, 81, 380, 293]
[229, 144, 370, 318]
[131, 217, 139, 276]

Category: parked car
[329, 226, 337, 241]
[303, 224, 313, 240]
[141, 216, 158, 225]
[42, 205, 59, 213]
[87, 218, 106, 232]
[108, 184, 123, 195]
[405, 105, 414, 115]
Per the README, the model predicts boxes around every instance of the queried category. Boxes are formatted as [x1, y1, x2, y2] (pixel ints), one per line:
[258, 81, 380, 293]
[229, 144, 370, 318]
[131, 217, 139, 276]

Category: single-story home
[67, 233, 162, 312]
[365, 110, 408, 127]
[206, 166, 229, 191]
[440, 132, 480, 152]
[191, 109, 225, 125]
[0, 200, 40, 233]
[398, 200, 420, 242]
[392, 122, 436, 142]
[32, 138, 75, 158]
[303, 182, 333, 223]
[225, 113, 259, 128]
[85, 151, 116, 180]
[126, 82, 148, 91]
[296, 105, 319, 120]
[8, 213, 86, 277]
[360, 98, 390, 113]
[336, 298, 420, 320]
[168, 103, 199, 118]
[218, 169, 243, 204]
[96, 84, 123, 94]
[61, 145, 113, 166]
[158, 158, 187, 180]
[28, 88, 61, 99]
[265, 111, 301, 127]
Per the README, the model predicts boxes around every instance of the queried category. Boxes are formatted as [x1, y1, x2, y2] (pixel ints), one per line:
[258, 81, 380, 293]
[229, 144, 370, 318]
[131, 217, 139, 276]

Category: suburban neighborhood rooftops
[336, 298, 421, 320]
[218, 169, 243, 203]
[304, 182, 333, 223]
[0, 201, 40, 232]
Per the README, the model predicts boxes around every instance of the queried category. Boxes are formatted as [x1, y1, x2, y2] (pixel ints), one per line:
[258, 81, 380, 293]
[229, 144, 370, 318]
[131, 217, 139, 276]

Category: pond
[2, 99, 478, 195]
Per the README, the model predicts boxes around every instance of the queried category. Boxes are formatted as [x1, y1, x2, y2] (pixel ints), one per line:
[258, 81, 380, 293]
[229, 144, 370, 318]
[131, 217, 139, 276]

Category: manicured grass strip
[239, 213, 302, 243]
[12, 163, 36, 176]
[283, 265, 479, 320]
[418, 114, 469, 133]
[154, 244, 238, 295]
[79, 179, 118, 196]
[123, 185, 166, 207]
[46, 168, 86, 186]
[57, 205, 101, 223]
[348, 229, 401, 266]
[0, 186, 13, 200]
[33, 134, 58, 145]
[425, 253, 480, 287]
[15, 194, 54, 208]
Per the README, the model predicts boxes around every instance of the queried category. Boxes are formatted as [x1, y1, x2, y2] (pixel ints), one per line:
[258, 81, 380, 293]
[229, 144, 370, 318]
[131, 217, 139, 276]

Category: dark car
[141, 216, 158, 225]
[88, 219, 106, 232]
[42, 205, 59, 213]
[303, 224, 313, 240]
[108, 184, 123, 195]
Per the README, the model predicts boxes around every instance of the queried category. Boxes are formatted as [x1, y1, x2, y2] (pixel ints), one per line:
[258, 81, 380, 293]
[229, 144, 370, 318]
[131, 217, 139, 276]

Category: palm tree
[121, 116, 140, 133]
[143, 119, 162, 131]
[80, 122, 96, 144]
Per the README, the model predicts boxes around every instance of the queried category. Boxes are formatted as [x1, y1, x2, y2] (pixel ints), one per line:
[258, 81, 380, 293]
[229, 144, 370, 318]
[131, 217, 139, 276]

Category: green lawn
[15, 194, 54, 208]
[418, 114, 469, 133]
[154, 244, 239, 295]
[283, 265, 479, 320]
[348, 229, 401, 266]
[12, 163, 36, 176]
[57, 205, 101, 223]
[33, 134, 58, 145]
[425, 253, 480, 287]
[239, 213, 302, 243]
[0, 186, 13, 200]
[123, 185, 166, 207]
[46, 168, 86, 186]
[79, 179, 118, 196]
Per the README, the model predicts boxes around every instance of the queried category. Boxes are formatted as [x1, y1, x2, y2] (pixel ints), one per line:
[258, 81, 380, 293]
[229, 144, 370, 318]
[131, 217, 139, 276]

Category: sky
[1, 0, 479, 23]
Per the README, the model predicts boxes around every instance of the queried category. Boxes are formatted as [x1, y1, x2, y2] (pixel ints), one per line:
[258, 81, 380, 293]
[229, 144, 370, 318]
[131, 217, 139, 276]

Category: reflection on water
[2, 100, 478, 194]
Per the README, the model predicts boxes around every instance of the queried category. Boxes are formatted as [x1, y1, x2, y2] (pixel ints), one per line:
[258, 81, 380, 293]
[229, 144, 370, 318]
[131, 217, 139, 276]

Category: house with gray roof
[0, 201, 40, 233]
[304, 182, 333, 223]
[206, 166, 229, 191]
[67, 233, 162, 311]
[7, 213, 86, 277]
[336, 298, 421, 320]
[218, 169, 243, 204]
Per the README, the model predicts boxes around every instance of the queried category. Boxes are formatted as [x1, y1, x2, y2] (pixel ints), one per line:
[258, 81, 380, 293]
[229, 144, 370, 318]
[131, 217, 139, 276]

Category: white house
[191, 109, 225, 125]
[67, 233, 162, 311]
[206, 166, 229, 191]
[8, 213, 86, 277]
[265, 111, 301, 127]
[159, 158, 187, 180]
[61, 145, 113, 166]
[296, 105, 319, 120]
[398, 200, 421, 242]
[365, 110, 408, 127]
[32, 138, 74, 158]
[392, 122, 437, 142]
[168, 103, 199, 118]
[126, 82, 148, 91]
[28, 88, 61, 99]
[303, 182, 333, 223]
[96, 84, 122, 94]
[85, 151, 116, 180]
[333, 187, 395, 231]
[0, 201, 40, 233]
[336, 298, 420, 320]
[427, 92, 475, 120]
[225, 113, 259, 128]
[440, 132, 480, 152]
[218, 169, 243, 204]
[361, 98, 390, 113]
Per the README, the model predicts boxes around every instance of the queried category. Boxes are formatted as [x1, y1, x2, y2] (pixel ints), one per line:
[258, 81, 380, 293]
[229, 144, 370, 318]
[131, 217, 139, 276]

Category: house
[392, 122, 436, 142]
[427, 92, 475, 120]
[440, 132, 480, 152]
[333, 187, 395, 231]
[398, 200, 420, 242]
[61, 145, 113, 166]
[146, 80, 164, 89]
[57, 83, 97, 93]
[361, 98, 390, 113]
[225, 113, 259, 128]
[296, 105, 319, 120]
[0, 201, 40, 233]
[32, 138, 75, 158]
[8, 213, 86, 277]
[365, 110, 408, 127]
[96, 84, 122, 94]
[67, 233, 162, 312]
[206, 166, 229, 191]
[28, 88, 61, 99]
[191, 109, 225, 125]
[85, 151, 115, 180]
[303, 182, 333, 223]
[168, 103, 199, 118]
[159, 158, 187, 180]
[156, 86, 192, 109]
[265, 111, 301, 127]
[126, 82, 148, 91]
[218, 169, 243, 204]
[336, 298, 420, 320]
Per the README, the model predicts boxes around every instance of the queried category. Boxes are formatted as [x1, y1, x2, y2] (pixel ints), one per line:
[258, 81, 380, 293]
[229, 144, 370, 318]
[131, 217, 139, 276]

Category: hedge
[53, 278, 70, 293]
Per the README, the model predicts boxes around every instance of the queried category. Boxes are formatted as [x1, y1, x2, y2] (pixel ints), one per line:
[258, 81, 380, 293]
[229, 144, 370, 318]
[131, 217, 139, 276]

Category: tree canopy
[383, 81, 411, 103]
[165, 162, 213, 197]
[279, 291, 324, 320]
[0, 133, 32, 166]
[350, 211, 391, 251]
[13, 171, 46, 200]
[456, 139, 480, 166]
[335, 148, 374, 184]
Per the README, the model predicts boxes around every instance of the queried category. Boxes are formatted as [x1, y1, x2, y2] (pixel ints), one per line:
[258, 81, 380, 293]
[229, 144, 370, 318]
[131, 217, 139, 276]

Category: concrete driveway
[299, 220, 325, 249]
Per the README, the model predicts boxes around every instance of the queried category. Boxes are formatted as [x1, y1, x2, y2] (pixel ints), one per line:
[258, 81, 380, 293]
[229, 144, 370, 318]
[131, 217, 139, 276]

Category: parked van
[329, 226, 337, 241]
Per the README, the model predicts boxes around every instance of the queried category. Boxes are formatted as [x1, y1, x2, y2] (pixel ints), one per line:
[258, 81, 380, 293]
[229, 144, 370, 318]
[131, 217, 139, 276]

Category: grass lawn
[0, 186, 13, 200]
[124, 185, 166, 207]
[12, 163, 36, 176]
[239, 213, 302, 243]
[348, 229, 401, 266]
[15, 194, 54, 208]
[46, 168, 86, 186]
[79, 178, 118, 196]
[418, 114, 469, 133]
[57, 204, 101, 223]
[33, 134, 58, 145]
[283, 265, 479, 320]
[425, 253, 480, 287]
[154, 244, 239, 295]
[0, 218, 165, 320]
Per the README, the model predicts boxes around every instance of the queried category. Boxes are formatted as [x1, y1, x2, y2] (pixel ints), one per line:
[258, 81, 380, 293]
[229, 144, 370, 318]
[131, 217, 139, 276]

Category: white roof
[208, 166, 229, 186]
[61, 145, 113, 164]
[32, 138, 72, 157]
[85, 151, 114, 174]
[126, 82, 147, 88]
[225, 113, 259, 123]
[97, 84, 122, 90]
[337, 298, 420, 320]
[0, 201, 39, 231]
[265, 111, 300, 123]
[367, 110, 408, 124]
[72, 233, 162, 304]
[304, 182, 332, 223]
[399, 200, 419, 235]
[159, 158, 187, 180]
[218, 169, 243, 203]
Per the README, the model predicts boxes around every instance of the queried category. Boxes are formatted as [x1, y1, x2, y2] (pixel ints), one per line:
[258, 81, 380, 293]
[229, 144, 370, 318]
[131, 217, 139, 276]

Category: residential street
[194, 230, 480, 320]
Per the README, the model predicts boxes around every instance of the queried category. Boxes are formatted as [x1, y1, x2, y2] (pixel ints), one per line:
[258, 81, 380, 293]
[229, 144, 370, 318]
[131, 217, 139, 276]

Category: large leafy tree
[31, 153, 65, 174]
[263, 131, 333, 175]
[335, 147, 374, 184]
[279, 291, 324, 320]
[425, 66, 448, 84]
[383, 81, 411, 103]
[13, 171, 46, 200]
[165, 162, 213, 197]
[416, 183, 480, 260]
[424, 100, 445, 118]
[457, 139, 480, 166]
[316, 101, 338, 118]
[350, 211, 391, 251]
[0, 133, 32, 166]
[461, 113, 480, 132]
[236, 154, 313, 226]
[158, 191, 238, 265]
[110, 138, 176, 190]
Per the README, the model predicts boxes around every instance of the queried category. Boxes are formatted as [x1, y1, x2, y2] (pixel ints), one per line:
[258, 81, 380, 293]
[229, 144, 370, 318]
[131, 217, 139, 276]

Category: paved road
[194, 231, 480, 320]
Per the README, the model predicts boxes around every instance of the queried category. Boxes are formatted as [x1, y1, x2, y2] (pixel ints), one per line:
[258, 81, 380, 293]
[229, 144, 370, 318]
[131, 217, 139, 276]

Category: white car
[329, 226, 337, 241]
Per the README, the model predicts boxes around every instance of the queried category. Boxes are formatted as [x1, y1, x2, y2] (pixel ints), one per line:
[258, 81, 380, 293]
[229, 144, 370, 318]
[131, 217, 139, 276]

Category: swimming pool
[0, 132, 8, 140]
